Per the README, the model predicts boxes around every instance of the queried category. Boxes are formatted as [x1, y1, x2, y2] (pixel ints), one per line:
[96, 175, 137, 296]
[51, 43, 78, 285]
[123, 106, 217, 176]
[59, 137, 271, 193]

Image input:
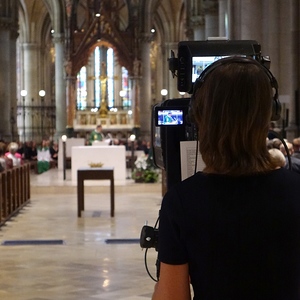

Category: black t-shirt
[158, 168, 300, 300]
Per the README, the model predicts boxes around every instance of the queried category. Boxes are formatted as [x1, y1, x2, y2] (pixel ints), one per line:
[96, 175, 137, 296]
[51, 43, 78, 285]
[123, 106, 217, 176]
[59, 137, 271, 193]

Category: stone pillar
[166, 42, 179, 99]
[0, 0, 18, 141]
[114, 63, 122, 108]
[130, 73, 141, 132]
[286, 0, 299, 139]
[87, 54, 95, 108]
[227, 0, 240, 39]
[0, 19, 12, 140]
[191, 16, 205, 40]
[22, 43, 39, 140]
[66, 75, 76, 134]
[239, 0, 262, 40]
[23, 44, 39, 105]
[140, 34, 152, 138]
[190, 0, 205, 40]
[218, 0, 228, 37]
[204, 0, 219, 38]
[53, 33, 67, 139]
[155, 45, 164, 104]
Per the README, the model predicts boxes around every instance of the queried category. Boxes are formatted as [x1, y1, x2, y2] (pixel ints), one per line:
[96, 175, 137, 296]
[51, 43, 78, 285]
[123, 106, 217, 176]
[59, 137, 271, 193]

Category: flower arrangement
[131, 154, 159, 183]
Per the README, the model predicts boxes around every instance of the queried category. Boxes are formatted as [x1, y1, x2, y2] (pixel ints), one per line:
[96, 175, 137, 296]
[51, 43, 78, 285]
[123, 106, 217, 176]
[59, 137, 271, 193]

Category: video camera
[151, 39, 268, 191]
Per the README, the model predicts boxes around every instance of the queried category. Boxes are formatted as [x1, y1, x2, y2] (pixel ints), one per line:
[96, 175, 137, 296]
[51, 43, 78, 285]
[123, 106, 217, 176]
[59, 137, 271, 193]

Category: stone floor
[0, 168, 162, 299]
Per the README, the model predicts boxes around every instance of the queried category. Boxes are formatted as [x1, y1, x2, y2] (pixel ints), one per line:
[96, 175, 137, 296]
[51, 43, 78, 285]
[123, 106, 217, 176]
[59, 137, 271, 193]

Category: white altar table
[71, 145, 126, 184]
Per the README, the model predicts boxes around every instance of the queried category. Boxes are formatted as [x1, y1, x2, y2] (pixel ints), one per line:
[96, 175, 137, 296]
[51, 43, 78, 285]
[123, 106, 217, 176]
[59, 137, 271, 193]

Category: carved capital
[185, 27, 194, 41]
[64, 60, 73, 76]
[203, 0, 218, 15]
[139, 33, 152, 43]
[0, 17, 19, 40]
[133, 58, 142, 76]
[190, 15, 205, 27]
[52, 33, 65, 44]
[0, 17, 12, 30]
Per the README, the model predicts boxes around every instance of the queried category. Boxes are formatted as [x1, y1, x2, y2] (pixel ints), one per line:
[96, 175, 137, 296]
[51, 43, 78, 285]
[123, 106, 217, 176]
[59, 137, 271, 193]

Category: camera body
[174, 39, 263, 93]
[152, 39, 265, 191]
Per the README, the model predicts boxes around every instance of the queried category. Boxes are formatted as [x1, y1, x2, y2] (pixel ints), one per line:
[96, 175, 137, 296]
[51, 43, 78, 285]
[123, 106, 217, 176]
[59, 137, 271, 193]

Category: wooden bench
[77, 167, 114, 217]
[0, 163, 31, 226]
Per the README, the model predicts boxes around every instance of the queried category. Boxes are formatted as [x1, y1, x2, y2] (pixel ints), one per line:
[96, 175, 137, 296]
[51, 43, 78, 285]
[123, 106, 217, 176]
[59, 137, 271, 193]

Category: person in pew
[29, 141, 38, 161]
[5, 142, 22, 167]
[49, 141, 58, 168]
[0, 142, 12, 170]
[17, 141, 25, 158]
[37, 139, 51, 174]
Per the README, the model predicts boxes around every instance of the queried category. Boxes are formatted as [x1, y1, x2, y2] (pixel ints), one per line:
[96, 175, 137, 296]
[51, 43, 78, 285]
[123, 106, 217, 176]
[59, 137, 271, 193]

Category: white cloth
[37, 148, 51, 162]
[6, 153, 21, 167]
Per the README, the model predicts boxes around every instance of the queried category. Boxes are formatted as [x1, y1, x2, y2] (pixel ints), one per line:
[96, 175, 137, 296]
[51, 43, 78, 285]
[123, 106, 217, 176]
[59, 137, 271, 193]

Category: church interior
[1, 0, 299, 143]
[0, 0, 300, 299]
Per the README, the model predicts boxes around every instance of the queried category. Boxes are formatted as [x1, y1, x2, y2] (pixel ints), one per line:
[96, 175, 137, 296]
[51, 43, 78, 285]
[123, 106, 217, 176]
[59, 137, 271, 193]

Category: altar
[71, 145, 126, 184]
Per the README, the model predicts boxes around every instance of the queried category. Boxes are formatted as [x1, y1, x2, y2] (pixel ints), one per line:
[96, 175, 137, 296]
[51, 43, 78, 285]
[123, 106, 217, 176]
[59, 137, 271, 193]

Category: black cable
[144, 248, 158, 282]
[143, 214, 160, 282]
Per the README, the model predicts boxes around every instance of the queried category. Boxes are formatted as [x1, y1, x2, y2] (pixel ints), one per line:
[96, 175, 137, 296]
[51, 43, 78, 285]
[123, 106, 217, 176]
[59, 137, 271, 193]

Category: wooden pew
[0, 163, 31, 227]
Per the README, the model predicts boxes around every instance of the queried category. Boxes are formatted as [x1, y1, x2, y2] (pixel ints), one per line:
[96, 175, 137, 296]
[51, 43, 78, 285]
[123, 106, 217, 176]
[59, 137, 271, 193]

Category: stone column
[191, 16, 205, 40]
[87, 54, 95, 108]
[66, 75, 77, 133]
[22, 43, 39, 105]
[190, 0, 205, 40]
[10, 26, 18, 141]
[130, 73, 141, 133]
[0, 0, 18, 141]
[239, 0, 262, 40]
[166, 42, 179, 99]
[204, 0, 219, 38]
[218, 0, 228, 37]
[155, 45, 164, 104]
[139, 34, 152, 138]
[22, 42, 39, 140]
[286, 0, 299, 139]
[114, 63, 122, 108]
[0, 19, 12, 140]
[53, 33, 67, 140]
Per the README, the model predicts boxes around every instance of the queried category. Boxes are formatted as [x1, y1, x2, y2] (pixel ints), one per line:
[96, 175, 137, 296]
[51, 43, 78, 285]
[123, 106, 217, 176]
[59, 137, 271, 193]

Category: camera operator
[152, 57, 300, 300]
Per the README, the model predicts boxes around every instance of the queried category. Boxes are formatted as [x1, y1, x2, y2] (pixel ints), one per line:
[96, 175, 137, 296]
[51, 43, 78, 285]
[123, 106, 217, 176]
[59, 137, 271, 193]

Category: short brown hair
[193, 59, 277, 175]
[293, 137, 300, 147]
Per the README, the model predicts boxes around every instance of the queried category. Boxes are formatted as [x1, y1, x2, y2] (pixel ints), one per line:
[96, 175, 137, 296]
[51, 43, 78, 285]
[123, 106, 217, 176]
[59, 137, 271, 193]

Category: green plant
[131, 155, 159, 183]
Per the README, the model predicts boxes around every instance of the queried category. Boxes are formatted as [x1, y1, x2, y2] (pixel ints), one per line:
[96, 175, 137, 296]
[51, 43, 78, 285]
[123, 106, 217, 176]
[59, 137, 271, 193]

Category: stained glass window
[121, 67, 130, 108]
[94, 47, 100, 107]
[76, 66, 87, 110]
[107, 48, 114, 107]
[77, 46, 128, 110]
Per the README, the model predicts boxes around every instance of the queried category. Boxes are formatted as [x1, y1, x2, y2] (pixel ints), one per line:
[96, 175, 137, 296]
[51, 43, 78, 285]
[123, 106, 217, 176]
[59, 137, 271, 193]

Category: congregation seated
[0, 142, 12, 171]
[24, 141, 38, 161]
[279, 141, 300, 174]
[37, 140, 51, 174]
[49, 141, 58, 168]
[268, 148, 286, 168]
[5, 142, 22, 167]
[292, 137, 300, 159]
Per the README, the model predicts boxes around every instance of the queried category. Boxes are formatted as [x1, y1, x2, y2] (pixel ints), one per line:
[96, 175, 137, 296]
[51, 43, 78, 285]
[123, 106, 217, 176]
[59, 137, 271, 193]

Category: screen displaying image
[192, 56, 228, 82]
[157, 109, 184, 126]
